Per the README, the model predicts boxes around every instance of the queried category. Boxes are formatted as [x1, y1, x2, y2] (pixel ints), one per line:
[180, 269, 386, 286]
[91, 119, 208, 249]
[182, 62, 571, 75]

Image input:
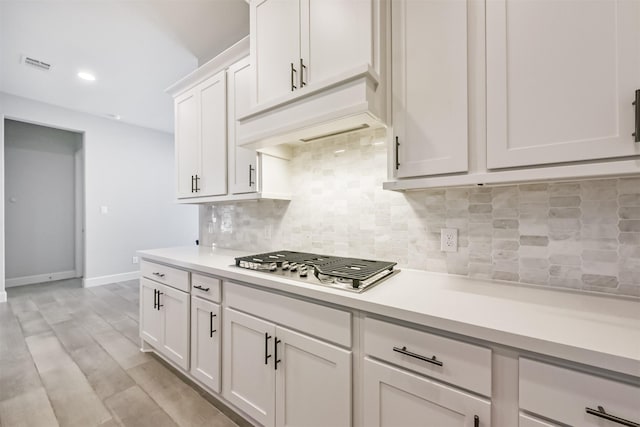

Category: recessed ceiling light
[77, 71, 96, 81]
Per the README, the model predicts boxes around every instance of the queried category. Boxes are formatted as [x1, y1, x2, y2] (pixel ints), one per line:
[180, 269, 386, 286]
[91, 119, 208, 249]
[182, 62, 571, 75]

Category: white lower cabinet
[190, 297, 221, 393]
[518, 413, 558, 427]
[139, 277, 190, 370]
[223, 307, 351, 427]
[519, 358, 640, 427]
[364, 358, 491, 427]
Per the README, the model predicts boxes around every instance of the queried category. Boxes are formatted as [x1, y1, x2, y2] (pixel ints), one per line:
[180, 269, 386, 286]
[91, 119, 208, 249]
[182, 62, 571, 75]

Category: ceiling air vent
[22, 55, 52, 71]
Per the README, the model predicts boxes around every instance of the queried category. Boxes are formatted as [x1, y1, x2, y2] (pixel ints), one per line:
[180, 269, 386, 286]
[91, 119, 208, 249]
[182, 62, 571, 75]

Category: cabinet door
[227, 57, 258, 194]
[302, 0, 372, 85]
[363, 358, 491, 427]
[486, 0, 640, 168]
[175, 90, 200, 198]
[198, 71, 227, 197]
[223, 308, 276, 427]
[274, 326, 351, 427]
[158, 283, 190, 370]
[140, 278, 161, 346]
[251, 0, 300, 105]
[190, 297, 220, 393]
[392, 0, 468, 178]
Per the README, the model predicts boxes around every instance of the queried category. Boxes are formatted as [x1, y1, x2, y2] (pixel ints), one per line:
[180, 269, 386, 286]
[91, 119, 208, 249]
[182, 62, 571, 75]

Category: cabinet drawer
[364, 317, 492, 397]
[519, 358, 640, 427]
[191, 273, 221, 303]
[140, 260, 189, 292]
[224, 282, 351, 347]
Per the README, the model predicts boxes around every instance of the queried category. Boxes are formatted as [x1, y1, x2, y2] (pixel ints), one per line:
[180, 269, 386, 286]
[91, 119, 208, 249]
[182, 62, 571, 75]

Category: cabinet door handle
[274, 337, 282, 370]
[633, 89, 639, 143]
[152, 272, 165, 278]
[157, 292, 163, 310]
[209, 312, 217, 337]
[586, 406, 639, 427]
[194, 174, 200, 192]
[193, 285, 210, 292]
[191, 175, 195, 193]
[153, 289, 158, 309]
[299, 58, 306, 88]
[474, 415, 479, 427]
[264, 333, 272, 364]
[395, 136, 400, 170]
[249, 164, 255, 187]
[393, 346, 443, 367]
[290, 63, 297, 91]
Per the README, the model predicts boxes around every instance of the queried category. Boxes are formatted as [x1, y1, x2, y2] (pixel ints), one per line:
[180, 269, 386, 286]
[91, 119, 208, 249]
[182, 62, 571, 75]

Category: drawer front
[191, 273, 221, 303]
[140, 260, 189, 292]
[224, 282, 351, 348]
[519, 358, 640, 427]
[364, 316, 492, 397]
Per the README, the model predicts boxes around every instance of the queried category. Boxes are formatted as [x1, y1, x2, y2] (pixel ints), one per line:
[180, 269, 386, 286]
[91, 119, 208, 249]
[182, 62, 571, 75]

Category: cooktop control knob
[282, 261, 290, 271]
[289, 263, 298, 272]
[269, 263, 277, 272]
[299, 264, 308, 277]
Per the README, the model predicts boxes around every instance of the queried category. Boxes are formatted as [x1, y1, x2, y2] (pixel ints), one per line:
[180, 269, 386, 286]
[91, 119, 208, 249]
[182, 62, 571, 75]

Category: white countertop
[138, 246, 640, 378]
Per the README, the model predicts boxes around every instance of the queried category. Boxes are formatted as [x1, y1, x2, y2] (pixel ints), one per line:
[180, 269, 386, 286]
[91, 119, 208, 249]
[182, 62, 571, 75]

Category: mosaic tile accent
[200, 130, 640, 298]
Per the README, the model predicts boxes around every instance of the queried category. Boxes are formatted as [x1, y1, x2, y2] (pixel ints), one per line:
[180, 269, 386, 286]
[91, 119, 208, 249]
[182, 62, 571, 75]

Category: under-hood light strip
[300, 124, 370, 143]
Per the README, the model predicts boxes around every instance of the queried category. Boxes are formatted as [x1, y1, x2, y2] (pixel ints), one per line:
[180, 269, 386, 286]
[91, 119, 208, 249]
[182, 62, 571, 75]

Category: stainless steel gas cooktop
[234, 250, 399, 293]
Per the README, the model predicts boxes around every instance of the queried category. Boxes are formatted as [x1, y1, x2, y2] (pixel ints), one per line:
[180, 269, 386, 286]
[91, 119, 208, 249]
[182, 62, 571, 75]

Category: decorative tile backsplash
[200, 129, 640, 298]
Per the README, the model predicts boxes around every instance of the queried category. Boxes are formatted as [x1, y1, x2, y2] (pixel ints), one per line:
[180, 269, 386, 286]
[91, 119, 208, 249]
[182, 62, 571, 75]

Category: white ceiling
[0, 0, 249, 133]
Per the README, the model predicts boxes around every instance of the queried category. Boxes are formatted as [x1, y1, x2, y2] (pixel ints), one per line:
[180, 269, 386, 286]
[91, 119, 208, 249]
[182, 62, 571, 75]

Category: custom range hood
[237, 64, 387, 149]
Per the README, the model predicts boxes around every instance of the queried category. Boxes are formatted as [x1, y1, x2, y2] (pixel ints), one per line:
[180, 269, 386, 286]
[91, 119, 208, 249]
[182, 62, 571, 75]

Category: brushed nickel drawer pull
[586, 406, 639, 427]
[393, 346, 443, 367]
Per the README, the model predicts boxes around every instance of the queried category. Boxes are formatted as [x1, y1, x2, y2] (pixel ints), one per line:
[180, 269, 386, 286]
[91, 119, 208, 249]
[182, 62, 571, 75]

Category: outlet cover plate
[441, 228, 458, 252]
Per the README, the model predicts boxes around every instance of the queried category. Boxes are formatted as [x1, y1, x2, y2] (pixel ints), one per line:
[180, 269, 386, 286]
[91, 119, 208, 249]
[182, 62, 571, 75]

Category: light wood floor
[1, 279, 245, 427]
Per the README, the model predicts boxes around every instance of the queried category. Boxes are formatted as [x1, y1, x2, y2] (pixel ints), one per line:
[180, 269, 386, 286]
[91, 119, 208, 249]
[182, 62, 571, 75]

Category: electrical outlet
[441, 228, 458, 252]
[132, 256, 139, 264]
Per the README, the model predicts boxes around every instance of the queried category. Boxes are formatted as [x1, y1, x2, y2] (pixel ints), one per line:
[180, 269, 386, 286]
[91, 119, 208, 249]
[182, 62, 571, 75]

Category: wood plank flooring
[1, 279, 244, 427]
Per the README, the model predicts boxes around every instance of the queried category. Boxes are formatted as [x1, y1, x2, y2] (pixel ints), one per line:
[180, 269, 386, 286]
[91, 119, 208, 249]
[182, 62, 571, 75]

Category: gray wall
[0, 92, 198, 301]
[200, 129, 640, 298]
[4, 120, 80, 281]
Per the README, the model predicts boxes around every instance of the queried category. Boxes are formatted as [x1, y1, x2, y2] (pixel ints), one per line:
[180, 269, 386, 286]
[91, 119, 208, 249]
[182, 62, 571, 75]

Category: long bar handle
[633, 89, 639, 143]
[191, 175, 195, 193]
[193, 285, 210, 292]
[249, 164, 255, 187]
[274, 338, 282, 370]
[153, 289, 158, 309]
[209, 313, 217, 337]
[586, 406, 640, 427]
[474, 415, 479, 427]
[395, 136, 400, 170]
[264, 333, 272, 365]
[290, 63, 297, 91]
[157, 292, 164, 310]
[393, 346, 443, 367]
[300, 58, 306, 88]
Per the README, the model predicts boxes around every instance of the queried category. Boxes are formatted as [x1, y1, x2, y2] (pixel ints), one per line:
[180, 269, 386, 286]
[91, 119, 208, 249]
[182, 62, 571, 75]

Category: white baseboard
[0, 291, 6, 303]
[83, 271, 139, 288]
[5, 270, 78, 288]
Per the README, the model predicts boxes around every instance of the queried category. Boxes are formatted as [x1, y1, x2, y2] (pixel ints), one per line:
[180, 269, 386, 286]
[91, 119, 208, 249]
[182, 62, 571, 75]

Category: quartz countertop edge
[137, 246, 640, 379]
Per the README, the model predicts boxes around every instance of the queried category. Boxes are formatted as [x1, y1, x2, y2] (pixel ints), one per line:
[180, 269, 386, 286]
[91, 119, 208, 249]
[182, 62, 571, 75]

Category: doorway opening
[4, 119, 85, 289]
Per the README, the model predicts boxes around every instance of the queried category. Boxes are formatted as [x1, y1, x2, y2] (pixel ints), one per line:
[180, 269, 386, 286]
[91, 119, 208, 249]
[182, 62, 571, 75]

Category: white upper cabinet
[252, 0, 301, 105]
[303, 0, 372, 85]
[175, 70, 227, 199]
[199, 73, 227, 196]
[175, 91, 200, 198]
[392, 0, 469, 178]
[486, 0, 640, 169]
[250, 0, 377, 107]
[227, 57, 258, 195]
